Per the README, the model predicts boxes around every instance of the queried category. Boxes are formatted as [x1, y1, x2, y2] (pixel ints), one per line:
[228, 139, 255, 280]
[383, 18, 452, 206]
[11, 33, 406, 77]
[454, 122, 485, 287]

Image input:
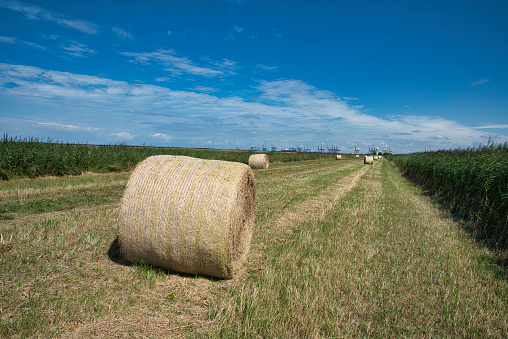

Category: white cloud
[112, 132, 135, 140]
[57, 18, 97, 34]
[0, 35, 46, 49]
[0, 63, 505, 152]
[61, 41, 96, 58]
[151, 133, 171, 142]
[190, 86, 217, 93]
[35, 122, 99, 132]
[0, 36, 16, 43]
[154, 77, 172, 82]
[112, 27, 134, 40]
[0, 0, 98, 34]
[255, 64, 279, 72]
[470, 79, 490, 87]
[473, 124, 508, 129]
[227, 26, 245, 42]
[121, 49, 224, 77]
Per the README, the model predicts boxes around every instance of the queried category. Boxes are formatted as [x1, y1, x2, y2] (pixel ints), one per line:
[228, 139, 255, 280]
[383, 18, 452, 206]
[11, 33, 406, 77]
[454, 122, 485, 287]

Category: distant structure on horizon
[327, 145, 341, 154]
[381, 143, 392, 153]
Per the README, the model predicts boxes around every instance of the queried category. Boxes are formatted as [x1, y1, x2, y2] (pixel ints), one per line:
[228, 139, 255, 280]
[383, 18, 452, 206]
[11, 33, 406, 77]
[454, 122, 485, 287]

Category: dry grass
[1, 158, 507, 338]
[206, 159, 508, 337]
[0, 172, 128, 219]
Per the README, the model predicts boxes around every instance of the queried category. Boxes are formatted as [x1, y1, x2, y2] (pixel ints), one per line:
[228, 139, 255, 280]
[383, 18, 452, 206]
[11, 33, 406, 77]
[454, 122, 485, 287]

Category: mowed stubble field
[1, 158, 507, 338]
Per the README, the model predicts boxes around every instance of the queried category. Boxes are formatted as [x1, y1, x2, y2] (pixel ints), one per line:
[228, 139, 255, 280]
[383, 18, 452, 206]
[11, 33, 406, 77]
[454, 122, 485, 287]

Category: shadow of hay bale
[107, 237, 223, 281]
[107, 237, 131, 266]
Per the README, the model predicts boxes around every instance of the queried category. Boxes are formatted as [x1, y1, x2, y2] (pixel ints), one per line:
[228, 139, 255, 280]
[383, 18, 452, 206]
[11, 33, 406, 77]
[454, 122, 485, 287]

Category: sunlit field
[1, 145, 507, 338]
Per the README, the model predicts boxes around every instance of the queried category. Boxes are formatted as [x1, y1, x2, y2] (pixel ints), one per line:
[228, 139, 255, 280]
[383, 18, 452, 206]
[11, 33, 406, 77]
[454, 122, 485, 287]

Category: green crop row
[0, 135, 345, 180]
[389, 143, 508, 250]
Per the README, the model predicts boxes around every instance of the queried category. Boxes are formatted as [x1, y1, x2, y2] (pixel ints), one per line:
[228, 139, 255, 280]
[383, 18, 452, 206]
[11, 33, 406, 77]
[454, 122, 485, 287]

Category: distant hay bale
[364, 156, 374, 165]
[118, 155, 255, 279]
[248, 154, 269, 169]
[335, 155, 342, 160]
[374, 156, 379, 160]
[356, 155, 359, 158]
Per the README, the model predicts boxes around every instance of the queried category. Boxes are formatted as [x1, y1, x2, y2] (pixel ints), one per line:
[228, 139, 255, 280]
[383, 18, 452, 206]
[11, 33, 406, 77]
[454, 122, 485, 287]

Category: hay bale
[374, 156, 379, 160]
[336, 155, 342, 160]
[364, 156, 374, 165]
[356, 155, 359, 159]
[118, 155, 255, 279]
[248, 154, 269, 169]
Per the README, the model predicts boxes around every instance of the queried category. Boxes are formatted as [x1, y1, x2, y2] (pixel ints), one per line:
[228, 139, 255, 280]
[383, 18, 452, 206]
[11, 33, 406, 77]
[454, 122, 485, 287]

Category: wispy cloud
[470, 79, 490, 87]
[61, 40, 96, 58]
[0, 63, 505, 151]
[35, 122, 99, 132]
[151, 133, 171, 142]
[112, 132, 135, 140]
[0, 0, 98, 34]
[112, 27, 134, 40]
[227, 25, 244, 42]
[255, 64, 279, 72]
[120, 49, 225, 77]
[190, 86, 217, 93]
[0, 35, 45, 49]
[473, 124, 508, 129]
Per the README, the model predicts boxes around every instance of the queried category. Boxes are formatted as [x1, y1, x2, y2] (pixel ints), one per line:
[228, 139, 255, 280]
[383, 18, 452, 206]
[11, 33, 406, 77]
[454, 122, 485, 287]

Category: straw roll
[248, 154, 269, 169]
[118, 155, 255, 279]
[364, 156, 374, 165]
[335, 155, 342, 160]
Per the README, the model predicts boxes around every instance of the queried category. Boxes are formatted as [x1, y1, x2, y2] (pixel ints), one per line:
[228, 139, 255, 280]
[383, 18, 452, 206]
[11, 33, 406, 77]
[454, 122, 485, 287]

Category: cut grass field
[0, 158, 507, 337]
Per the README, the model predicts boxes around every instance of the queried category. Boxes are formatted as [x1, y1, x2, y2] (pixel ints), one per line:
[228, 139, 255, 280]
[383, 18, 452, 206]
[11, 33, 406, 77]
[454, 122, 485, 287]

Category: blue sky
[0, 0, 507, 153]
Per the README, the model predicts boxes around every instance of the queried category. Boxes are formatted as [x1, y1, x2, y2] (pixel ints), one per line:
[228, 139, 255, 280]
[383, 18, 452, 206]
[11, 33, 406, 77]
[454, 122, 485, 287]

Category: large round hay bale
[248, 154, 269, 169]
[374, 156, 379, 160]
[335, 155, 342, 160]
[118, 155, 255, 279]
[356, 155, 359, 159]
[364, 156, 374, 164]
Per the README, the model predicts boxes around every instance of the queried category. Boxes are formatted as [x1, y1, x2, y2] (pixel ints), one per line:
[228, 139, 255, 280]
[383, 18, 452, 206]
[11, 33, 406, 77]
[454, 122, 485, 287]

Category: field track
[1, 158, 507, 338]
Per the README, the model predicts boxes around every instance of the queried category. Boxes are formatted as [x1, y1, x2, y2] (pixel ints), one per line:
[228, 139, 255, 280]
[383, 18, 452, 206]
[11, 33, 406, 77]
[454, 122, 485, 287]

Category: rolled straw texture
[374, 156, 379, 160]
[356, 155, 360, 158]
[248, 154, 269, 169]
[336, 155, 342, 160]
[118, 155, 255, 279]
[364, 156, 374, 165]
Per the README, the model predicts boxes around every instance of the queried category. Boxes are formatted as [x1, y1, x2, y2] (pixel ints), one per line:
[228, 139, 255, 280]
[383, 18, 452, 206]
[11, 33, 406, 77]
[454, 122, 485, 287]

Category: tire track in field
[0, 203, 120, 226]
[246, 163, 371, 270]
[269, 164, 370, 231]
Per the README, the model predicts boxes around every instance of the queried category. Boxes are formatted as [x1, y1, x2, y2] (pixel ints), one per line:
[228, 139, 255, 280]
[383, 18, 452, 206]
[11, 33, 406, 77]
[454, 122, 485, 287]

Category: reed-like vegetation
[389, 143, 508, 250]
[0, 135, 344, 179]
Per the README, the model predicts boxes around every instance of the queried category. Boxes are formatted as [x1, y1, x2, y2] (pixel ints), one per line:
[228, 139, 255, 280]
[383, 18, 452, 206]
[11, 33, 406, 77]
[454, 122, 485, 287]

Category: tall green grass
[389, 143, 508, 250]
[0, 135, 341, 179]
